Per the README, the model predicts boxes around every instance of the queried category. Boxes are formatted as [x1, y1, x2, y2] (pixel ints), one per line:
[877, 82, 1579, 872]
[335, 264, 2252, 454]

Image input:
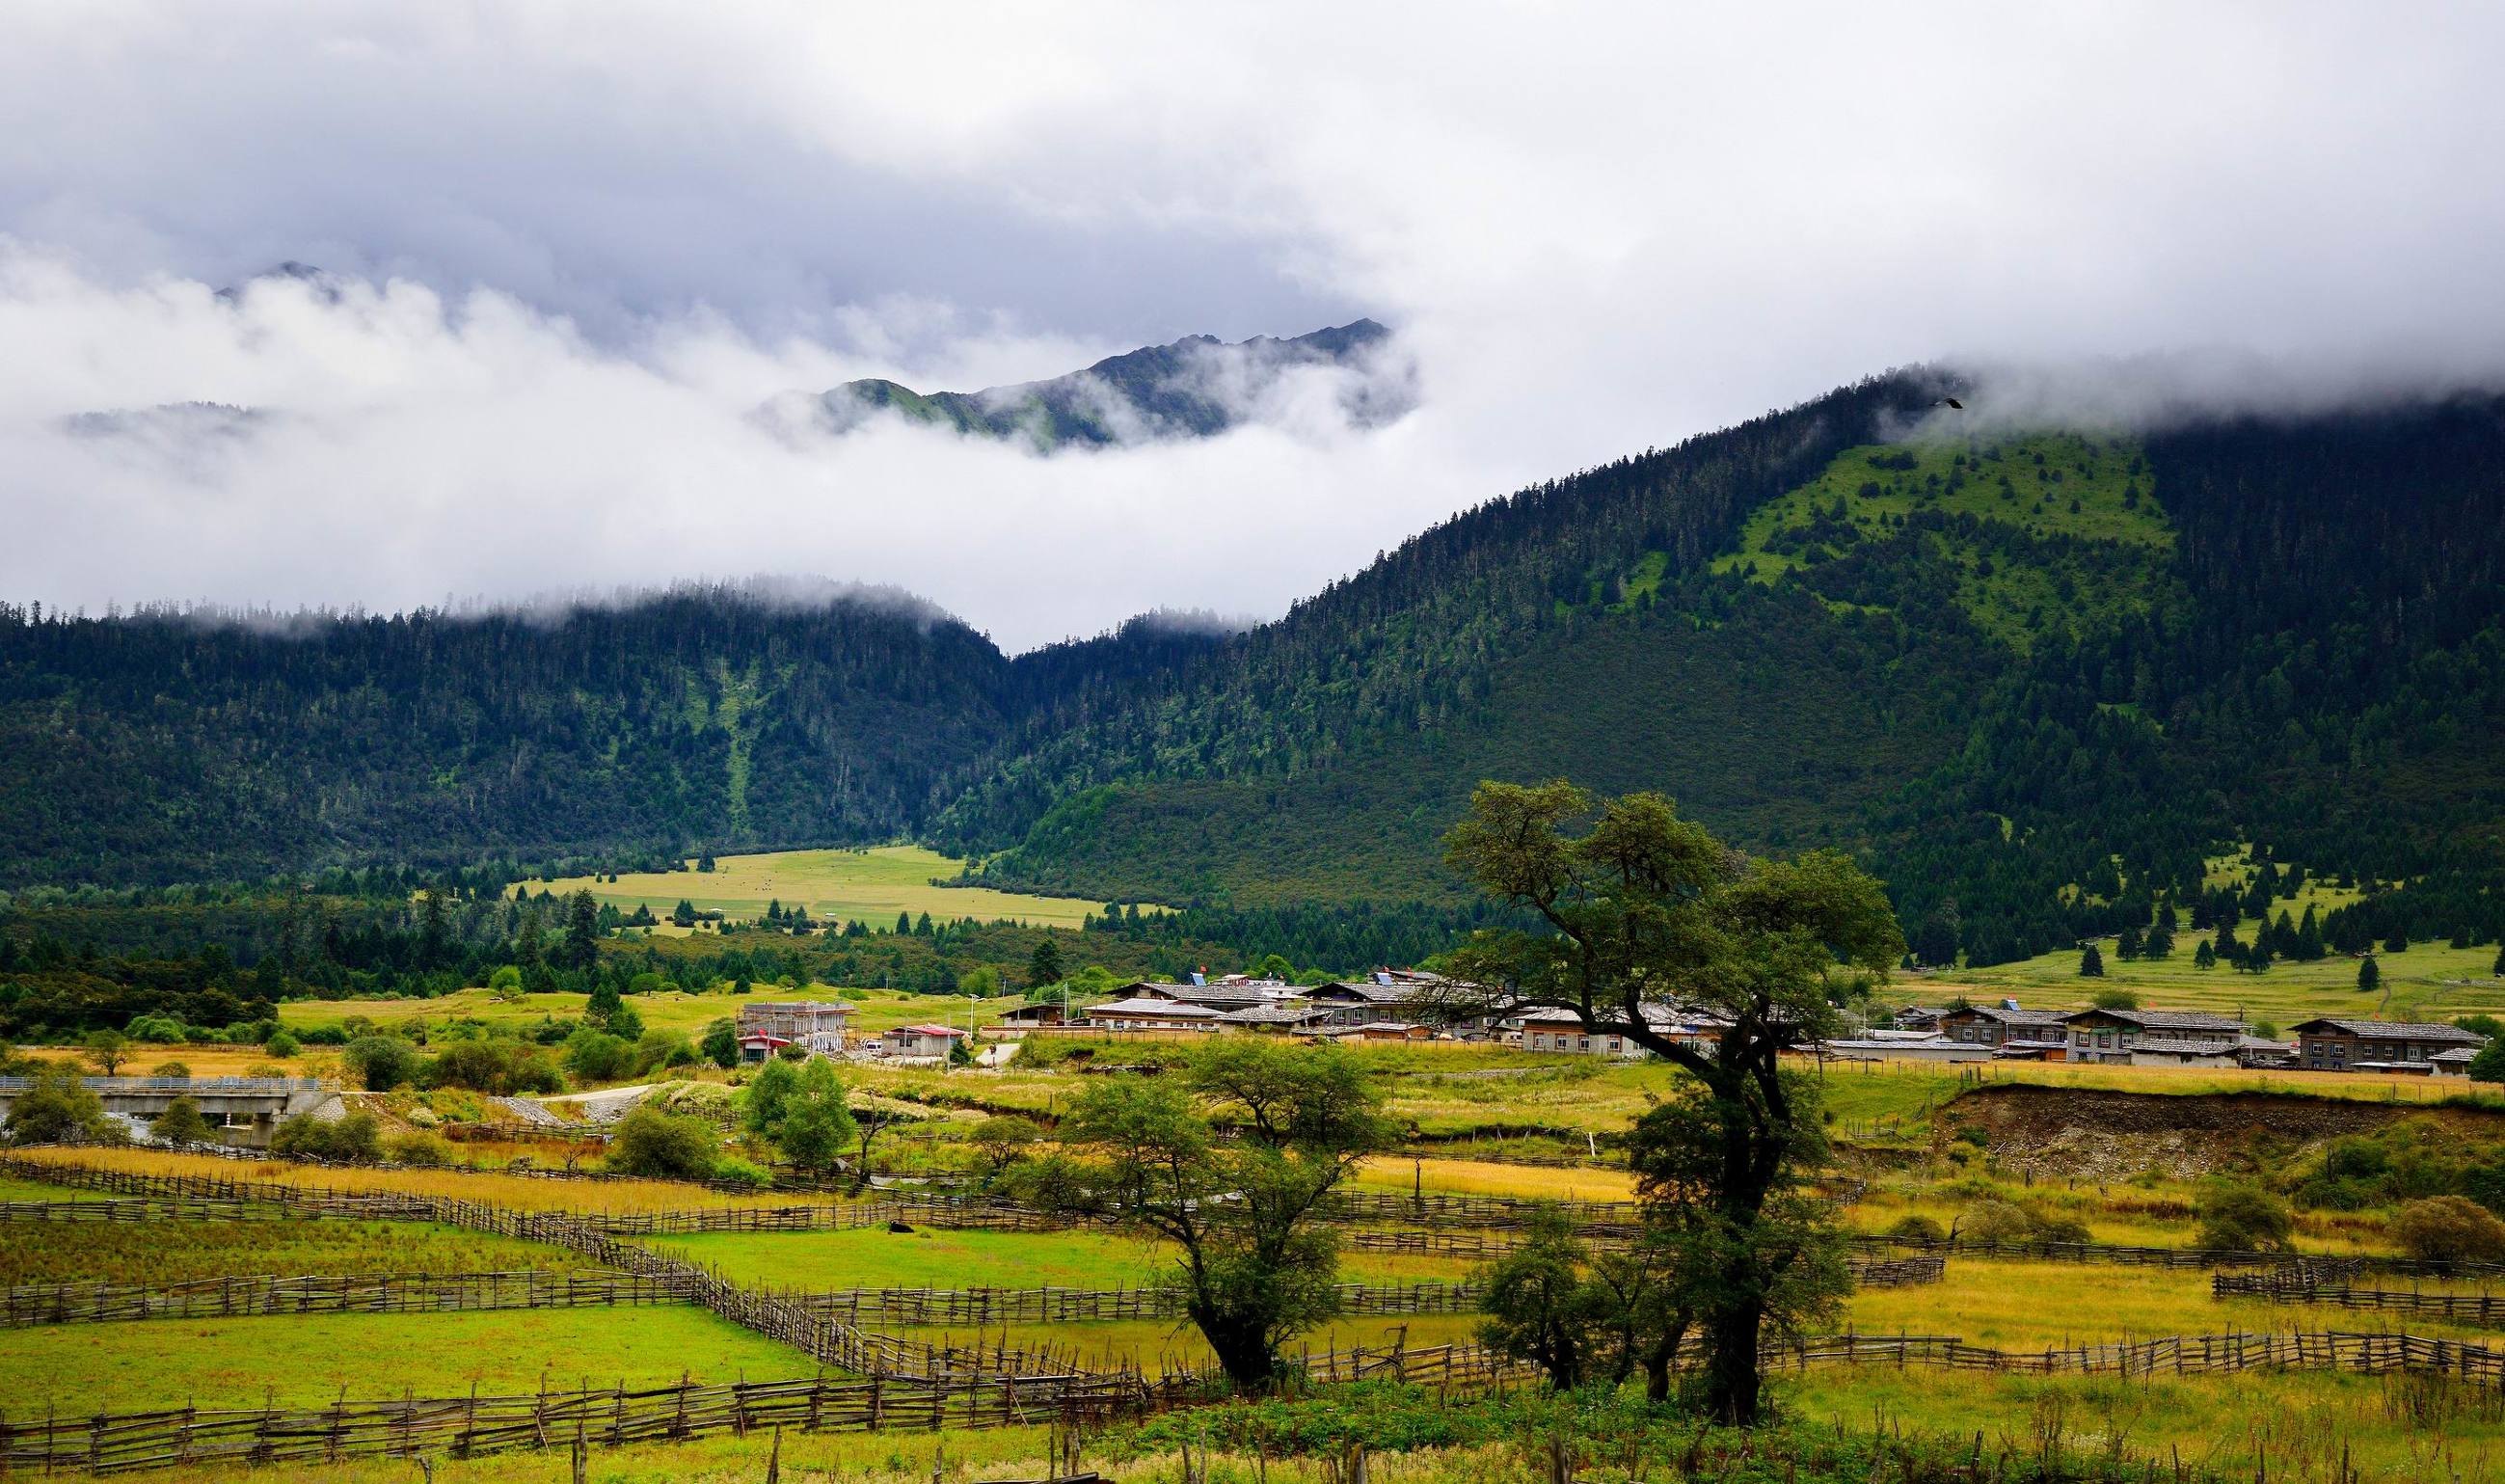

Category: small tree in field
[606, 1107, 717, 1180]
[2393, 1197, 2505, 1265]
[2357, 956, 2381, 994]
[1007, 1039, 1392, 1390]
[2078, 943, 2105, 978]
[1434, 781, 1899, 1426]
[773, 1060, 858, 1174]
[83, 1030, 129, 1076]
[4, 1066, 124, 1145]
[2195, 1180, 2293, 1253]
[150, 1095, 216, 1147]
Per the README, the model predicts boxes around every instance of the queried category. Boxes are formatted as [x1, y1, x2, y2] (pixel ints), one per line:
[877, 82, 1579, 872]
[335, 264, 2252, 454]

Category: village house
[2288, 1017, 2488, 1073]
[879, 1023, 969, 1061]
[1353, 1021, 1438, 1041]
[733, 1000, 853, 1063]
[2059, 1008, 2245, 1065]
[1512, 1005, 1719, 1058]
[1082, 996, 1226, 1030]
[1816, 1033, 1991, 1065]
[1214, 1003, 1335, 1034]
[1121, 980, 1299, 1012]
[990, 1001, 1068, 1032]
[1935, 1004, 2070, 1056]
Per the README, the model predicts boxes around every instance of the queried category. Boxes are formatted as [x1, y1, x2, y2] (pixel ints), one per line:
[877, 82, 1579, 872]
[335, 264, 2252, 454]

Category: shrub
[426, 1039, 562, 1095]
[2031, 1215, 2094, 1244]
[263, 1030, 301, 1059]
[1956, 1200, 2036, 1243]
[487, 965, 525, 995]
[4, 1066, 124, 1145]
[605, 1106, 717, 1179]
[294, 1024, 348, 1046]
[149, 1095, 217, 1147]
[1884, 1213, 1948, 1243]
[271, 1111, 384, 1162]
[2196, 1180, 2294, 1252]
[713, 1156, 773, 1191]
[562, 1029, 635, 1083]
[2392, 1196, 2505, 1264]
[386, 1130, 457, 1167]
[342, 1036, 423, 1092]
[149, 1061, 192, 1077]
[631, 1030, 699, 1077]
[699, 1018, 739, 1069]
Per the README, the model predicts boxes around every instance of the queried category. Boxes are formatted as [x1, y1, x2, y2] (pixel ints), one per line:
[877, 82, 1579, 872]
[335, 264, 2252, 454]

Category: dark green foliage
[2195, 1180, 2294, 1253]
[771, 1059, 857, 1174]
[342, 1035, 422, 1092]
[699, 1017, 738, 1069]
[2078, 943, 2104, 977]
[2358, 956, 2381, 993]
[3, 1066, 123, 1145]
[606, 1106, 719, 1179]
[562, 1029, 634, 1082]
[271, 1110, 384, 1162]
[148, 1095, 215, 1147]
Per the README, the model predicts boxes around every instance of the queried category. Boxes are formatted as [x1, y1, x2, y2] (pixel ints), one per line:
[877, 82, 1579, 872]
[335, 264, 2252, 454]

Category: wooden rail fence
[2214, 1270, 2505, 1326]
[790, 1282, 1484, 1327]
[13, 1329, 2505, 1476]
[1, 1270, 679, 1329]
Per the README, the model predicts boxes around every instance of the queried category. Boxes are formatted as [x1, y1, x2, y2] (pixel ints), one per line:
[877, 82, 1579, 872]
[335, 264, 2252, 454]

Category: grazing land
[0, 1216, 591, 1286]
[542, 846, 1112, 930]
[1914, 938, 2505, 1028]
[0, 1307, 806, 1413]
[638, 1227, 1480, 1291]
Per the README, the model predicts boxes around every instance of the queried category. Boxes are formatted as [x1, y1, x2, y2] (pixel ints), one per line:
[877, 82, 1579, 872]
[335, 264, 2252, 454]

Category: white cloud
[5, 3, 2505, 646]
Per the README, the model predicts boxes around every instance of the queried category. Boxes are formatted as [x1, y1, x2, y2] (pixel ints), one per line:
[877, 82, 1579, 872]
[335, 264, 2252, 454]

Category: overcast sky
[5, 3, 2505, 649]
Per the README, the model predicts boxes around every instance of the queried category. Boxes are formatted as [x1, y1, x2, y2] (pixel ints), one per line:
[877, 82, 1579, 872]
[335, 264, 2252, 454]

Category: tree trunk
[1702, 1294, 1764, 1425]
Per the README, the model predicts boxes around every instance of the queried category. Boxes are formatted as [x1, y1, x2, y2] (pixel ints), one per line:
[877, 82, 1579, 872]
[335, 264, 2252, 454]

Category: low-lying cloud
[8, 6, 2505, 647]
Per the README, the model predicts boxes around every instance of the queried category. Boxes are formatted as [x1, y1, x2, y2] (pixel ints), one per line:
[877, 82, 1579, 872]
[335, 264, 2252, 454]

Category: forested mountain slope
[0, 591, 1221, 887]
[945, 385, 2505, 963]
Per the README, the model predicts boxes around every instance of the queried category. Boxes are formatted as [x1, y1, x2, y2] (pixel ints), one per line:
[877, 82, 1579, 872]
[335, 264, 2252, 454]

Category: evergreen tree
[2385, 930, 2410, 954]
[2193, 937, 2217, 969]
[562, 890, 601, 969]
[895, 911, 913, 934]
[2115, 926, 2143, 960]
[2357, 956, 2381, 994]
[2494, 945, 2505, 979]
[2143, 924, 2174, 958]
[1027, 937, 1065, 987]
[2295, 905, 2326, 961]
[2079, 942, 2105, 978]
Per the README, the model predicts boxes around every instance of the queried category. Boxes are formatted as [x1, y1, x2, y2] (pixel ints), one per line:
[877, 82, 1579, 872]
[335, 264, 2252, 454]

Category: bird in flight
[1936, 396, 1965, 410]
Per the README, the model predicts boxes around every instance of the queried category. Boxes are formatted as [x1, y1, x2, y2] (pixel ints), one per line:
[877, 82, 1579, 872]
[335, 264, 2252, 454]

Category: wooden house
[2288, 1017, 2487, 1073]
[2058, 1008, 2245, 1065]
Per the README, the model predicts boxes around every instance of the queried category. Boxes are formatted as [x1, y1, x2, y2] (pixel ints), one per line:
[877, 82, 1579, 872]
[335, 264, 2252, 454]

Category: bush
[342, 1036, 423, 1092]
[699, 1018, 739, 1069]
[712, 1156, 773, 1191]
[425, 1039, 562, 1095]
[149, 1061, 192, 1077]
[1956, 1200, 2037, 1243]
[263, 1030, 301, 1059]
[271, 1111, 384, 1162]
[2196, 1180, 2294, 1252]
[631, 1029, 699, 1077]
[1884, 1213, 1948, 1243]
[2393, 1196, 2505, 1264]
[149, 1095, 217, 1147]
[605, 1106, 718, 1180]
[295, 1024, 348, 1046]
[563, 1029, 635, 1083]
[386, 1130, 457, 1167]
[3, 1066, 124, 1145]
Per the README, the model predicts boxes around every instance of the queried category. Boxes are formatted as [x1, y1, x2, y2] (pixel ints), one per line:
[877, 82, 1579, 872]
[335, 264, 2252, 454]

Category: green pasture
[541, 846, 1110, 931]
[0, 1306, 808, 1413]
[1914, 939, 2505, 1029]
[0, 1174, 106, 1202]
[280, 984, 1027, 1044]
[0, 1216, 592, 1287]
[636, 1227, 1480, 1292]
[891, 1313, 1487, 1376]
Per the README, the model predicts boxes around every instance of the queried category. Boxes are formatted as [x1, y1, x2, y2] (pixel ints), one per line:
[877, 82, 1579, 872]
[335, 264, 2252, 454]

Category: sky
[5, 3, 2505, 649]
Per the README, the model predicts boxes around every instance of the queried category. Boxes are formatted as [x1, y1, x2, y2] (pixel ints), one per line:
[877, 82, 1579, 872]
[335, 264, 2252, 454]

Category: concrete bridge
[0, 1076, 334, 1147]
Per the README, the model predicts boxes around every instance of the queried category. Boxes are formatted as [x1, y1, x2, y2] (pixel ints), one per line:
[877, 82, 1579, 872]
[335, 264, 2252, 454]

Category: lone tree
[1008, 1039, 1393, 1389]
[1434, 781, 1899, 1425]
[2078, 942, 2105, 978]
[1027, 937, 1065, 988]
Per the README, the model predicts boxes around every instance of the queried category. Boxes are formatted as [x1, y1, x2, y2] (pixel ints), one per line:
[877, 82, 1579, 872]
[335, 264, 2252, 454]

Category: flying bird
[1936, 397, 1965, 410]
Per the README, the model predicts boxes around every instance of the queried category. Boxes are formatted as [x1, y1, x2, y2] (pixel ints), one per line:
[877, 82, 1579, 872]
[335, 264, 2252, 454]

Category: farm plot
[885, 1312, 1491, 1378]
[634, 1226, 1481, 1292]
[0, 1306, 812, 1414]
[0, 1216, 590, 1287]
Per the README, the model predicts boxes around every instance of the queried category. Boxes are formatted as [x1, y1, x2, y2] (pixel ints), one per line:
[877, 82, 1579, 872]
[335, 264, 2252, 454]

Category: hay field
[541, 846, 1111, 930]
[1, 1307, 806, 1413]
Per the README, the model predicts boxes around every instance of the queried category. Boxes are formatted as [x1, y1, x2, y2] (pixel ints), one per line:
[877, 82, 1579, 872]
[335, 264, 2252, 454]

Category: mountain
[9, 373, 2504, 965]
[766, 318, 1414, 449]
[930, 379, 2505, 962]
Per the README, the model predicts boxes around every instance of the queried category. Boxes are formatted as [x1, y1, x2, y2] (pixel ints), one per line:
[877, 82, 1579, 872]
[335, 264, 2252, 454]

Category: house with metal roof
[2289, 1017, 2487, 1073]
[2059, 1007, 2246, 1065]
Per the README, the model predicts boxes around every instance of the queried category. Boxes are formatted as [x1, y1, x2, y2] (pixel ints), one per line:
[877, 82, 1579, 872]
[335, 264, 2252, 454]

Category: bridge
[0, 1076, 334, 1147]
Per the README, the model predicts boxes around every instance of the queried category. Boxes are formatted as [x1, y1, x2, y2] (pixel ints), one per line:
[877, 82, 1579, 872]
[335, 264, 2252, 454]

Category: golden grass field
[540, 845, 1111, 931]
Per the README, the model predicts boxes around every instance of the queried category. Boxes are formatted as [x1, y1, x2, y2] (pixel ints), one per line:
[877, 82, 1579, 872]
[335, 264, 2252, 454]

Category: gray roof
[2064, 1008, 2245, 1032]
[2432, 1047, 2480, 1063]
[2129, 1038, 2238, 1057]
[1948, 1005, 2068, 1027]
[1216, 1004, 1333, 1025]
[2291, 1017, 2487, 1043]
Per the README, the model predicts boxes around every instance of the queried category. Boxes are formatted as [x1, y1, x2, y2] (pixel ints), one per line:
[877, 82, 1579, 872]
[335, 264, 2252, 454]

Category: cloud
[5, 4, 2505, 645]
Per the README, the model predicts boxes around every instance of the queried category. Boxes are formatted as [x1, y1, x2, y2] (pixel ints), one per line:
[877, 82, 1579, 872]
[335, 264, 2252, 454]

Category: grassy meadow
[0, 1216, 591, 1286]
[1912, 938, 2505, 1029]
[0, 1306, 806, 1413]
[637, 1227, 1481, 1292]
[541, 845, 1111, 931]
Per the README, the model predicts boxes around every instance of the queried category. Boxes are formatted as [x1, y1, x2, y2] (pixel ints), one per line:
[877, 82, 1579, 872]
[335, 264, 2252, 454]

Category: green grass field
[279, 984, 1032, 1045]
[0, 1307, 811, 1413]
[542, 845, 1110, 931]
[891, 1313, 1488, 1375]
[1913, 939, 2505, 1030]
[638, 1227, 1479, 1291]
[0, 1216, 591, 1287]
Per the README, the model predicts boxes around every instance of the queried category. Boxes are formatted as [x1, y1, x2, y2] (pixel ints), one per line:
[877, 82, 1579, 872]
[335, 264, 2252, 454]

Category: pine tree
[2115, 927, 2143, 960]
[563, 890, 600, 969]
[2357, 956, 2381, 994]
[2193, 937, 2217, 969]
[1028, 937, 1065, 987]
[2385, 931, 2410, 954]
[895, 911, 913, 934]
[2144, 924, 2174, 958]
[2079, 942, 2105, 978]
[2493, 944, 2505, 979]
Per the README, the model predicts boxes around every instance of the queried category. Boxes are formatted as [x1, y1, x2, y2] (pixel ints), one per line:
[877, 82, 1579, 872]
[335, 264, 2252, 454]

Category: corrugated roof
[2064, 1008, 2245, 1031]
[2291, 1017, 2487, 1042]
[2129, 1039, 2237, 1056]
[1086, 997, 1223, 1018]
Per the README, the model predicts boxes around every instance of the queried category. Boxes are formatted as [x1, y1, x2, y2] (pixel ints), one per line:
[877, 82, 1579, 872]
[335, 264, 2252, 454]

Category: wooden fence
[13, 1329, 2505, 1476]
[2214, 1270, 2505, 1326]
[1, 1270, 679, 1329]
[790, 1282, 1482, 1327]
[1844, 1255, 1946, 1288]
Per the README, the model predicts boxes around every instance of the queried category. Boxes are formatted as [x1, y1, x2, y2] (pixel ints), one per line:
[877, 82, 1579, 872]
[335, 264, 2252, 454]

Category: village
[729, 972, 2497, 1078]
